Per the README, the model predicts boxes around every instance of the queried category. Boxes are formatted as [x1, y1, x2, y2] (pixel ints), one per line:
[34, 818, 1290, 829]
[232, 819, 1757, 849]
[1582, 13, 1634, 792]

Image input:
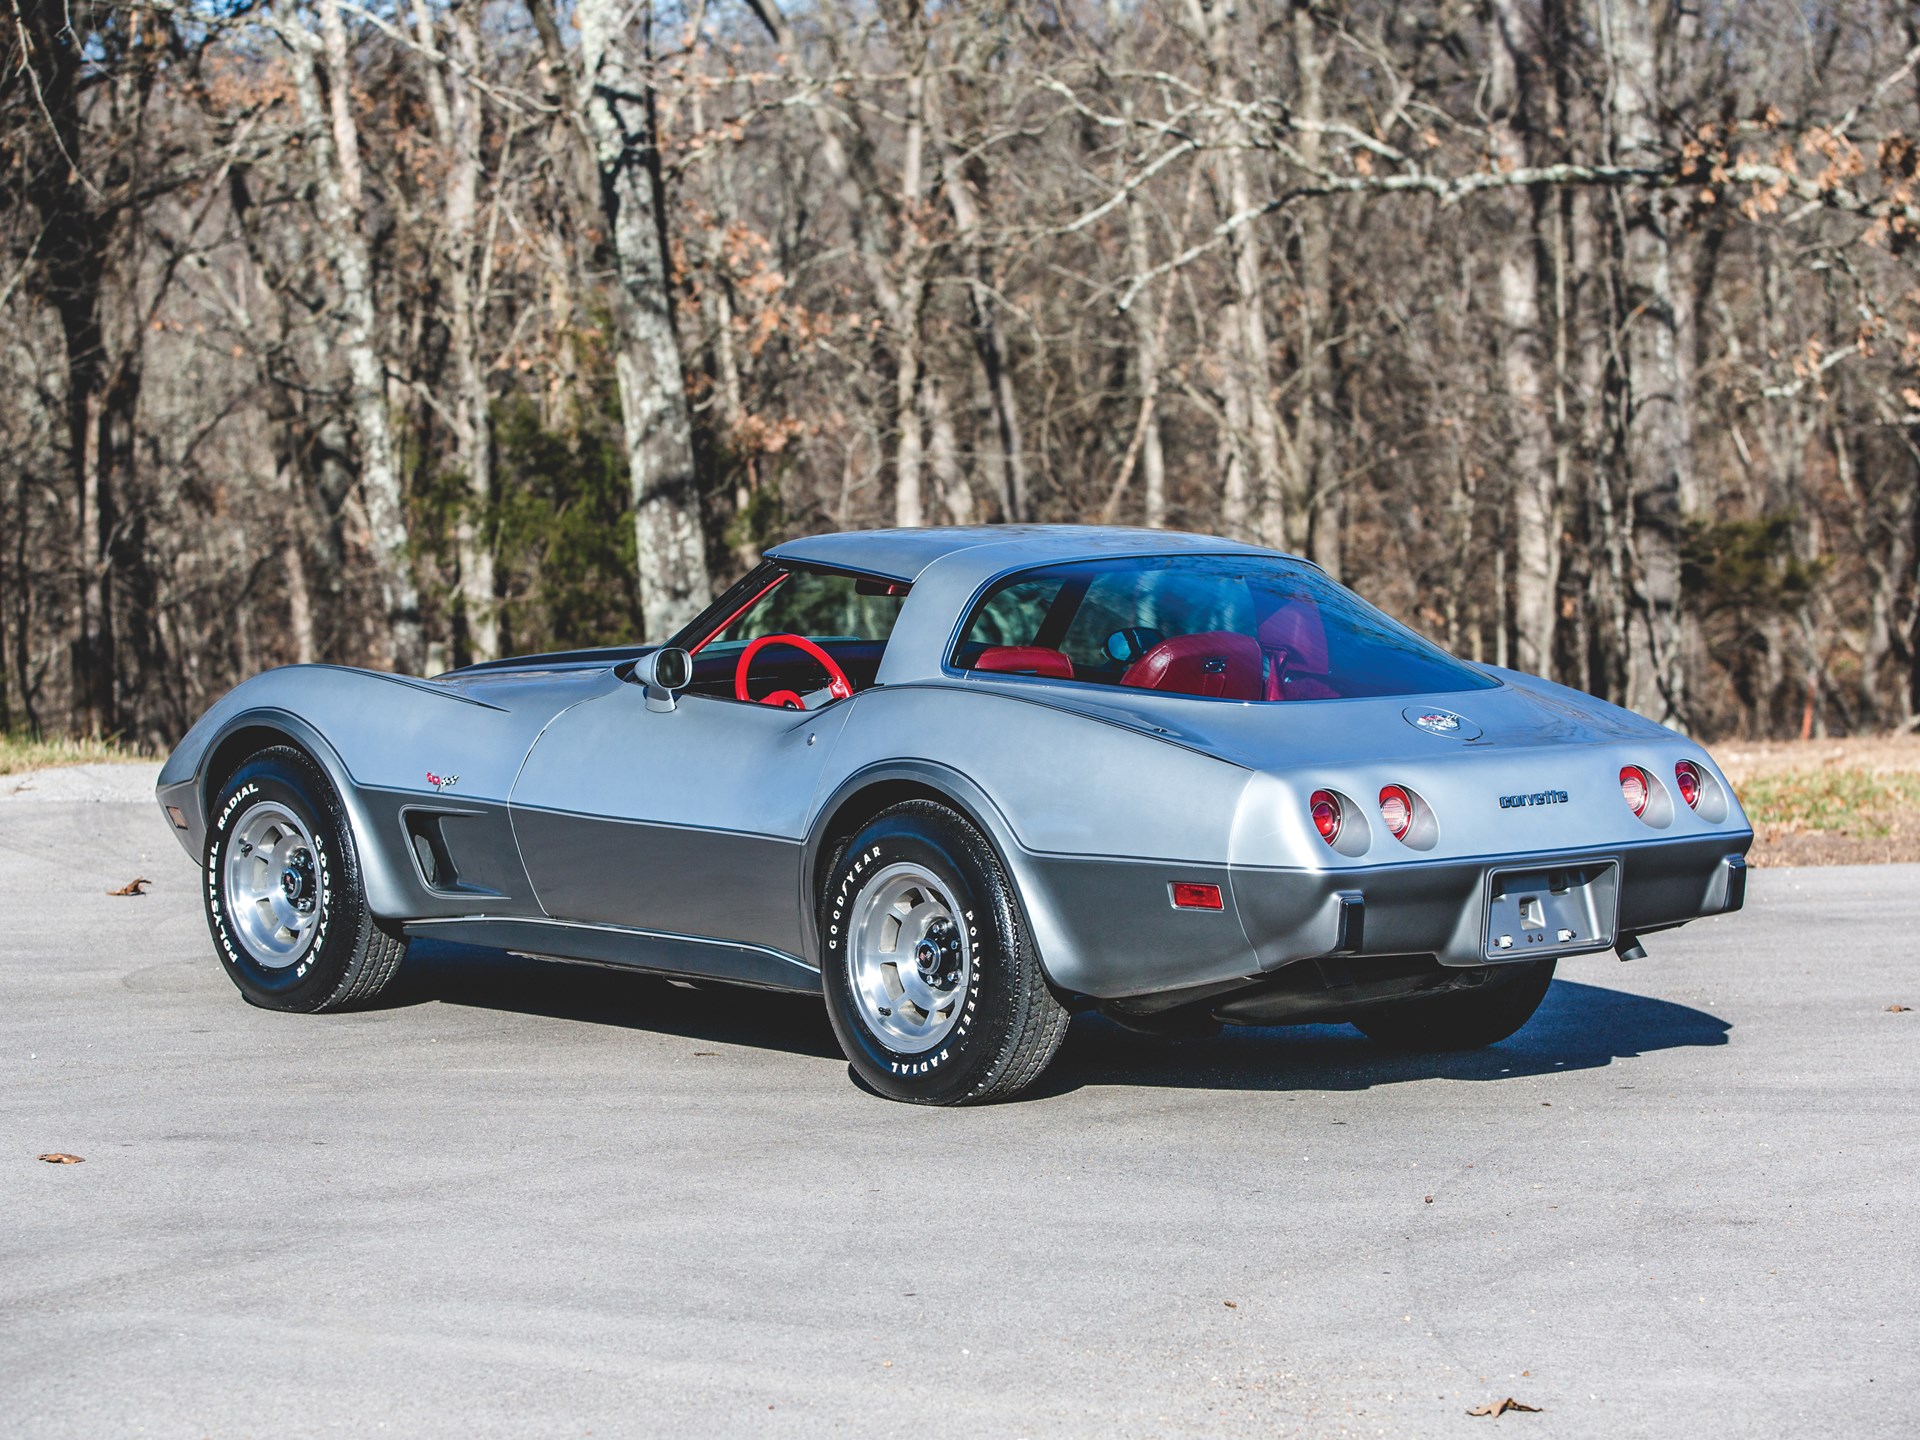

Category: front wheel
[819, 802, 1069, 1104]
[204, 746, 408, 1012]
[1351, 959, 1556, 1050]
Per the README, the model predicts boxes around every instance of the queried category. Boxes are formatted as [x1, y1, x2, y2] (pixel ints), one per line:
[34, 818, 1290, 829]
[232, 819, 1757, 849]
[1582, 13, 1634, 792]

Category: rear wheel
[1351, 959, 1556, 1050]
[820, 801, 1069, 1104]
[204, 746, 407, 1012]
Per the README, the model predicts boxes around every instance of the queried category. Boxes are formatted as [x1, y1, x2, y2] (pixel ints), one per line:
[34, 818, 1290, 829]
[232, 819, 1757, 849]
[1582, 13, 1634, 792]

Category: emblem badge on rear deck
[1403, 706, 1483, 740]
[426, 771, 459, 792]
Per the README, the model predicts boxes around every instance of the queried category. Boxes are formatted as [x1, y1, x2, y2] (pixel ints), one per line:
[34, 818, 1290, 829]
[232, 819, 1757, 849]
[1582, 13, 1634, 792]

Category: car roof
[771, 525, 1310, 687]
[766, 524, 1284, 586]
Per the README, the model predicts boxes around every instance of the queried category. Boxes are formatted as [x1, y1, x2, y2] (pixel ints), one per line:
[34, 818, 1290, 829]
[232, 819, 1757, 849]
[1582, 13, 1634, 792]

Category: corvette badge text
[1500, 789, 1570, 809]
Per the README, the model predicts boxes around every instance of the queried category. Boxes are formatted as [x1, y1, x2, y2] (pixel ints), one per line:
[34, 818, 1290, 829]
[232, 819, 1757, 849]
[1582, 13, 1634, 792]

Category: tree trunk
[575, 0, 711, 639]
[1602, 0, 1694, 725]
[411, 0, 498, 663]
[927, 79, 1027, 523]
[1292, 3, 1337, 572]
[1188, 0, 1287, 546]
[282, 0, 423, 671]
[1490, 0, 1558, 679]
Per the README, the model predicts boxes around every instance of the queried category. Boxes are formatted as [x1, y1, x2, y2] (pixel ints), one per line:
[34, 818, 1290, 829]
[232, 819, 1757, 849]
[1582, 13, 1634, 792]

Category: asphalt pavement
[2, 766, 1915, 1438]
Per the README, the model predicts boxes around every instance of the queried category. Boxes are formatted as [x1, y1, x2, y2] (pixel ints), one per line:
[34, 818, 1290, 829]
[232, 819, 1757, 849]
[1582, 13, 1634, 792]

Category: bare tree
[575, 0, 710, 638]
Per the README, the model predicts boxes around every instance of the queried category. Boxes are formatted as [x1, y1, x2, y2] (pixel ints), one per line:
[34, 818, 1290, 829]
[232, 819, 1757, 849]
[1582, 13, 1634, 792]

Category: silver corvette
[157, 526, 1752, 1104]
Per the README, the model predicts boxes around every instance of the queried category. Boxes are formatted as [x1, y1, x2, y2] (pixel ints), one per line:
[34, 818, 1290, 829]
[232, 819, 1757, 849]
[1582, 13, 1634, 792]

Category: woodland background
[6, 0, 1920, 752]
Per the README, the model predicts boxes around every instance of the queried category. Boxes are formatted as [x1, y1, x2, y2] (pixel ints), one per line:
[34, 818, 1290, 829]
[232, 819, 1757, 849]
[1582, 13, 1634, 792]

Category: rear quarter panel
[817, 683, 1259, 996]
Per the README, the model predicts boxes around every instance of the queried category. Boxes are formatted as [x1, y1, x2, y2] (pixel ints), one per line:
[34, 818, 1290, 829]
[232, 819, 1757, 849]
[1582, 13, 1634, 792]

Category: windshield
[671, 562, 909, 704]
[952, 554, 1496, 702]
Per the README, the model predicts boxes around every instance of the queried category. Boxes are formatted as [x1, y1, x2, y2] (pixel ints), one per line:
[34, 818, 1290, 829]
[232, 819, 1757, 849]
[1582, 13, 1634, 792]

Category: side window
[957, 576, 1063, 650]
[717, 569, 906, 647]
[686, 566, 908, 703]
[1056, 575, 1149, 669]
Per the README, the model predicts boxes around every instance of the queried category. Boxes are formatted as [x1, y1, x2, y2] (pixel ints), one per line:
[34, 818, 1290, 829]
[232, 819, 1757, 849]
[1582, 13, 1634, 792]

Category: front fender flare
[163, 706, 421, 922]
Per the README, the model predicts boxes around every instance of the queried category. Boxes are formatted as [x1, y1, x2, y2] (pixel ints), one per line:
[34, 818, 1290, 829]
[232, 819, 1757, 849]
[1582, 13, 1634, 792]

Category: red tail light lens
[1378, 785, 1414, 841]
[1674, 761, 1702, 809]
[1620, 766, 1651, 817]
[1309, 790, 1341, 845]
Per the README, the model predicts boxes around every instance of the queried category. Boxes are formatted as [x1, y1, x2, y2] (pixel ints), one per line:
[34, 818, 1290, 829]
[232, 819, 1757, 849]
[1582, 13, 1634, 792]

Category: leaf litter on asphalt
[107, 877, 151, 896]
[1467, 1398, 1541, 1417]
[37, 1153, 84, 1164]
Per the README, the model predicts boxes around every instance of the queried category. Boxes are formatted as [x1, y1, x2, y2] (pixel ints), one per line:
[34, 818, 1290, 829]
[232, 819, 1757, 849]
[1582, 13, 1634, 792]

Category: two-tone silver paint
[157, 526, 1753, 1009]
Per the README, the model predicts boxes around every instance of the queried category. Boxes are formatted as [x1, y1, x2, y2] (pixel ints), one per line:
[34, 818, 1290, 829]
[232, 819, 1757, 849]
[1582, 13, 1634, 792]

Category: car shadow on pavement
[378, 946, 1728, 1098]
[379, 939, 844, 1059]
[1032, 978, 1730, 1098]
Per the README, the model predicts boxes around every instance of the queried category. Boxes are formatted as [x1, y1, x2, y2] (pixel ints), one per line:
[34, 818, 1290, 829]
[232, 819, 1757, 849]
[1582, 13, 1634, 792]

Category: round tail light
[1674, 760, 1702, 810]
[1620, 765, 1651, 818]
[1309, 790, 1341, 845]
[1378, 785, 1414, 841]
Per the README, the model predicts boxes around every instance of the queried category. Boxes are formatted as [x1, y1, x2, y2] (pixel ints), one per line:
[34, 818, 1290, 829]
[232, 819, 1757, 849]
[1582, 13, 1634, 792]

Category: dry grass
[1715, 735, 1920, 866]
[0, 732, 151, 777]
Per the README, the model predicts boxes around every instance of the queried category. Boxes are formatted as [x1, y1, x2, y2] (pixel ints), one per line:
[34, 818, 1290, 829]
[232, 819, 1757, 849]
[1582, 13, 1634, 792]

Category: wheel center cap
[280, 851, 314, 905]
[913, 938, 942, 979]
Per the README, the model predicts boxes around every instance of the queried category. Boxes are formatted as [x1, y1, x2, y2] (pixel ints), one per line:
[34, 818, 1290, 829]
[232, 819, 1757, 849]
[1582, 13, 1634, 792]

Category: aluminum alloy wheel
[222, 801, 324, 968]
[846, 862, 972, 1054]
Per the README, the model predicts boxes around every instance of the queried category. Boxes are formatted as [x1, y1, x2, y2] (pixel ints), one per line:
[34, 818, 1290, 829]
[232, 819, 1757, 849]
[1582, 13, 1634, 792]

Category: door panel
[509, 683, 851, 955]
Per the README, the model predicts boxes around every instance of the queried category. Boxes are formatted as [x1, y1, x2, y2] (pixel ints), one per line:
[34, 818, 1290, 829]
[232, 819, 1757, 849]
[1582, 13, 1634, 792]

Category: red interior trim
[973, 645, 1074, 680]
[688, 572, 789, 656]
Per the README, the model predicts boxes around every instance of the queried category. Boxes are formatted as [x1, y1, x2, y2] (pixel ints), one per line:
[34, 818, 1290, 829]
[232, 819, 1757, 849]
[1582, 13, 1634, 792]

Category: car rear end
[1217, 676, 1752, 977]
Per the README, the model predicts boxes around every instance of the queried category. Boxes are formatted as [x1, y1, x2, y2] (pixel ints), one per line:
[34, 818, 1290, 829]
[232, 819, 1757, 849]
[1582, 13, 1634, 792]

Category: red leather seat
[973, 645, 1074, 679]
[1120, 631, 1263, 700]
[1257, 600, 1341, 701]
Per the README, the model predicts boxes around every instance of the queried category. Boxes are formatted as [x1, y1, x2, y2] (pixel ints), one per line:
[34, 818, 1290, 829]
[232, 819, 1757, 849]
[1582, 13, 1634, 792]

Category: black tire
[820, 801, 1069, 1105]
[204, 746, 407, 1012]
[1351, 959, 1556, 1050]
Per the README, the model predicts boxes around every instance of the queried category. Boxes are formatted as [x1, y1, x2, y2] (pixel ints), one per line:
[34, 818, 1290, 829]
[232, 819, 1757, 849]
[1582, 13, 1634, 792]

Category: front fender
[157, 704, 429, 920]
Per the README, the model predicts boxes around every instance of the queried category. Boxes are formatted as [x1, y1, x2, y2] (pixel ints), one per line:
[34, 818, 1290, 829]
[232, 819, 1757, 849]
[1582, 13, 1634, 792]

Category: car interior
[951, 566, 1349, 701]
[665, 552, 1483, 709]
[677, 564, 906, 709]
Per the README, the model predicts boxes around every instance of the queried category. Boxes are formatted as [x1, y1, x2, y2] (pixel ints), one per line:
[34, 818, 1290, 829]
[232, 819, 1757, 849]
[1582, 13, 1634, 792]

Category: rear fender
[804, 761, 1085, 991]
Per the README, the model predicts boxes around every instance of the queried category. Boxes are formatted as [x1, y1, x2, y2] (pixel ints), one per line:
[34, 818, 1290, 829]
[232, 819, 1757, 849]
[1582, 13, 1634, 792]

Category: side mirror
[639, 647, 693, 712]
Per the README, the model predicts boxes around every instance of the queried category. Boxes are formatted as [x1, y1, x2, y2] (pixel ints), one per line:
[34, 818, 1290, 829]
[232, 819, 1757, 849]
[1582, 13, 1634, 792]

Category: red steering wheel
[733, 633, 855, 710]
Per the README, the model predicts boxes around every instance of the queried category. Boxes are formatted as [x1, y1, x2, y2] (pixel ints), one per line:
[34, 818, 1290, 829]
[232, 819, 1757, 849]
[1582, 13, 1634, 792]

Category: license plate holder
[1483, 860, 1619, 961]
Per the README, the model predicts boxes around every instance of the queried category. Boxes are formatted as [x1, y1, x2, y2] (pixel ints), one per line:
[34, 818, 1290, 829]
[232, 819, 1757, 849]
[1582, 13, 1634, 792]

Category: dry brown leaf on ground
[1888, 1004, 1913, 1013]
[1467, 1398, 1542, 1417]
[107, 877, 152, 896]
[37, 1153, 84, 1164]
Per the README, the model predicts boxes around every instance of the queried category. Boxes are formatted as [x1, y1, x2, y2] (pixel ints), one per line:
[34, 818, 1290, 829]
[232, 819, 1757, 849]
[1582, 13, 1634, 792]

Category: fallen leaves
[38, 1153, 84, 1164]
[1889, 1004, 1913, 1013]
[107, 877, 152, 896]
[1424, 1195, 1434, 1204]
[1222, 1300, 1237, 1309]
[1468, 1398, 1541, 1417]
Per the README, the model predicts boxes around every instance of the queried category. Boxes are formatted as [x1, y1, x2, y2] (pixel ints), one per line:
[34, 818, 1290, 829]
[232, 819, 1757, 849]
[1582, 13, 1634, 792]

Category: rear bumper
[1231, 833, 1750, 972]
[1022, 830, 1750, 1000]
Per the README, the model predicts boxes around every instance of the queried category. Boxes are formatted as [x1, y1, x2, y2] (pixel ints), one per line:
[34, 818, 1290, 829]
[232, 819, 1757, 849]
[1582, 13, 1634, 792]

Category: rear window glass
[951, 554, 1496, 702]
